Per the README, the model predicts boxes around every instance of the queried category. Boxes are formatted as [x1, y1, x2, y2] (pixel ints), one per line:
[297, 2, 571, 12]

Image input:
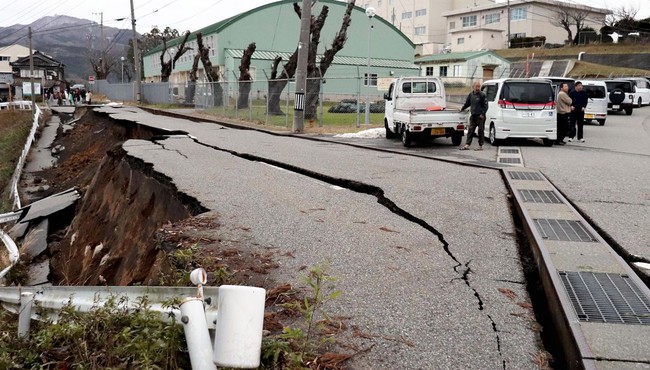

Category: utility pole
[28, 27, 35, 112]
[292, 0, 311, 133]
[130, 0, 141, 103]
[93, 12, 104, 75]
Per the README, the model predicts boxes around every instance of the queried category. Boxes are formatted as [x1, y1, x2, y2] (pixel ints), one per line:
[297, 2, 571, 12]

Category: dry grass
[567, 61, 650, 78]
[494, 42, 650, 59]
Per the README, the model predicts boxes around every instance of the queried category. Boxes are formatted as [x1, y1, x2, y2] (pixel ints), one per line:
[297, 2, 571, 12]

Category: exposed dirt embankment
[32, 109, 207, 286]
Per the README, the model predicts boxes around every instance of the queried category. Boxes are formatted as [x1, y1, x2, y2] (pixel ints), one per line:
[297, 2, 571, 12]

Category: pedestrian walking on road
[569, 81, 588, 142]
[556, 82, 572, 145]
[459, 81, 488, 151]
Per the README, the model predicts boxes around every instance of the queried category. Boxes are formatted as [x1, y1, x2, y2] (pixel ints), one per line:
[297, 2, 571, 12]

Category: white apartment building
[443, 0, 609, 52]
[365, 0, 483, 55]
[363, 0, 609, 54]
[0, 44, 30, 83]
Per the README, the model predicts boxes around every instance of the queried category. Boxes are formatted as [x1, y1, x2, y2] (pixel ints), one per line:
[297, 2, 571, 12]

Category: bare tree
[185, 53, 201, 104]
[237, 42, 256, 109]
[266, 0, 355, 117]
[88, 51, 118, 80]
[160, 31, 192, 82]
[551, 2, 575, 44]
[194, 32, 223, 106]
[571, 8, 591, 44]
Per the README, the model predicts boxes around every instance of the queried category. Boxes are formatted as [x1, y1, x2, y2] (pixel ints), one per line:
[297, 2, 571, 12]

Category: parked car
[71, 84, 86, 92]
[531, 76, 575, 97]
[616, 77, 650, 107]
[604, 80, 634, 115]
[481, 78, 556, 146]
[580, 80, 608, 126]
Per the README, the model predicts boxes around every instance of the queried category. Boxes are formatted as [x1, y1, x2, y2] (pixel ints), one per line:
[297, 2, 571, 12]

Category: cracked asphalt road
[100, 106, 541, 369]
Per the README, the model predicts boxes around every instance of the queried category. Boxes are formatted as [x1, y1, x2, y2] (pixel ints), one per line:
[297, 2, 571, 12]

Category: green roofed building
[142, 0, 419, 96]
[414, 50, 511, 86]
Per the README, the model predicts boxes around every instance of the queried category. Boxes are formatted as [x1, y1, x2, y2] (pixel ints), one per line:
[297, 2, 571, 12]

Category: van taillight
[545, 102, 556, 110]
[498, 99, 509, 108]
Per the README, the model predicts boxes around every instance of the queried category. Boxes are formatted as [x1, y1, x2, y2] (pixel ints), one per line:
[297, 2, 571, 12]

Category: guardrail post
[18, 292, 34, 337]
[213, 285, 265, 368]
[180, 298, 217, 370]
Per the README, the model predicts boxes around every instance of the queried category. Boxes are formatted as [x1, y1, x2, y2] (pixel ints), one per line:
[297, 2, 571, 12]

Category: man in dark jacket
[569, 81, 588, 142]
[459, 81, 488, 150]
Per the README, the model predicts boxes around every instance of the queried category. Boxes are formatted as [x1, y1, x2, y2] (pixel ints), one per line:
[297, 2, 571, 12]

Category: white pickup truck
[384, 77, 468, 147]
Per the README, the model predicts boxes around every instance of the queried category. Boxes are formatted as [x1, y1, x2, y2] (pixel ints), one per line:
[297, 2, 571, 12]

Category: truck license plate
[430, 128, 445, 135]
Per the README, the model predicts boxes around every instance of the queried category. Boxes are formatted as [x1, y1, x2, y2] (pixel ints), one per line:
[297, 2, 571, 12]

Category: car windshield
[501, 82, 554, 104]
[605, 81, 633, 93]
[584, 85, 606, 99]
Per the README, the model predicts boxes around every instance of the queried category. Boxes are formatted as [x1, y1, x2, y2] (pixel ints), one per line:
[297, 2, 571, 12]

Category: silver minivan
[580, 80, 608, 126]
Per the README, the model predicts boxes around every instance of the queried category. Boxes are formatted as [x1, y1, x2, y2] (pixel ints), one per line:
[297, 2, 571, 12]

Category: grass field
[0, 110, 32, 212]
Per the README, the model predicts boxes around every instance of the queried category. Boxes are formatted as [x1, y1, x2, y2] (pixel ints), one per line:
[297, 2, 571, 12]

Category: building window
[511, 8, 527, 20]
[402, 12, 412, 19]
[425, 66, 434, 76]
[462, 15, 477, 27]
[485, 13, 500, 24]
[414, 26, 426, 35]
[20, 69, 44, 78]
[0, 56, 10, 61]
[377, 0, 382, 6]
[449, 21, 455, 30]
[439, 66, 448, 77]
[364, 73, 378, 87]
[415, 9, 426, 17]
[453, 65, 462, 77]
[457, 37, 465, 44]
[512, 32, 526, 38]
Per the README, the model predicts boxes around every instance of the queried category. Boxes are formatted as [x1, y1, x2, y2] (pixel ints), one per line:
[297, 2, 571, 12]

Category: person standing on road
[569, 81, 588, 142]
[459, 81, 488, 151]
[556, 82, 573, 145]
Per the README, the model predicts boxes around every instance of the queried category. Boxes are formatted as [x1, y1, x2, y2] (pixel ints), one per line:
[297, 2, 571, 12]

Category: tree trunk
[196, 32, 223, 107]
[237, 42, 256, 109]
[267, 52, 298, 114]
[185, 54, 201, 105]
[160, 32, 191, 82]
[304, 0, 355, 120]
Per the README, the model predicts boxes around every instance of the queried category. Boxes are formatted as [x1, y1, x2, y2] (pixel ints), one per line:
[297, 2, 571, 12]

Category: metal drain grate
[519, 189, 563, 204]
[509, 171, 543, 181]
[533, 219, 597, 242]
[560, 271, 650, 325]
[500, 148, 520, 154]
[499, 157, 521, 164]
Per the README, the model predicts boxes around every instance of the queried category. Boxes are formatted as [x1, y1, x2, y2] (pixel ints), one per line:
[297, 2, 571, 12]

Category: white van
[580, 80, 608, 126]
[481, 78, 556, 146]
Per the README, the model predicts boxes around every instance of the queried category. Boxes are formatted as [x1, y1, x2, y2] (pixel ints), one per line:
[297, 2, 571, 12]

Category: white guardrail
[7, 101, 41, 211]
[0, 269, 266, 370]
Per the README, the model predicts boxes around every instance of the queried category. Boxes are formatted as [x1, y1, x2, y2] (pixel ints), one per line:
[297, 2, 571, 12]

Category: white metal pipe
[213, 285, 266, 368]
[180, 298, 216, 370]
[18, 292, 34, 337]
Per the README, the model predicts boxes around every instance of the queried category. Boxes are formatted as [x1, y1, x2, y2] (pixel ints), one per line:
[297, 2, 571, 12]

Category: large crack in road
[149, 134, 508, 368]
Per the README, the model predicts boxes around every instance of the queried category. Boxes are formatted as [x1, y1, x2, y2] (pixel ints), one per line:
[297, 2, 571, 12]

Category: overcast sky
[0, 0, 647, 35]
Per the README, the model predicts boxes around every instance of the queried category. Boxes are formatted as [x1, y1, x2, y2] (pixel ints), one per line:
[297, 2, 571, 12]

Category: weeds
[261, 262, 342, 369]
[0, 294, 190, 369]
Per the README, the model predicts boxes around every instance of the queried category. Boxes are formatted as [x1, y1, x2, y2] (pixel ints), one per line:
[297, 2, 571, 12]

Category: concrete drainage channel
[502, 167, 650, 368]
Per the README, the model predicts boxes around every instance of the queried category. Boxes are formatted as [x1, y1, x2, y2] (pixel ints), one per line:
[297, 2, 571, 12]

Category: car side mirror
[384, 93, 391, 101]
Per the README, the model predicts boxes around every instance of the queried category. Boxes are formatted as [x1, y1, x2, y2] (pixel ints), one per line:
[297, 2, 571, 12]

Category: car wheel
[384, 119, 395, 139]
[625, 107, 633, 115]
[489, 124, 499, 146]
[597, 119, 605, 126]
[451, 131, 463, 146]
[401, 128, 412, 147]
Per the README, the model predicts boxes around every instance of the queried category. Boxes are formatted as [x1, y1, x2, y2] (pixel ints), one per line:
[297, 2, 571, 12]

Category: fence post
[319, 77, 324, 127]
[285, 80, 290, 128]
[18, 292, 34, 338]
[356, 67, 361, 128]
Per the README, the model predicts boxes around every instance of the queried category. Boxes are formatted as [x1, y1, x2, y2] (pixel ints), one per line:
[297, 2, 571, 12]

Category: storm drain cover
[559, 271, 650, 325]
[519, 189, 563, 204]
[499, 157, 521, 164]
[500, 148, 520, 154]
[509, 171, 543, 181]
[533, 219, 597, 242]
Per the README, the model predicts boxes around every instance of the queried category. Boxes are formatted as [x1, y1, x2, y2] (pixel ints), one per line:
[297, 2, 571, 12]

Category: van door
[481, 83, 499, 139]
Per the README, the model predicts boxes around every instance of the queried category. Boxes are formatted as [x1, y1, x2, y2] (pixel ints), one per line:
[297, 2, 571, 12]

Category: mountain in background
[0, 15, 134, 83]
